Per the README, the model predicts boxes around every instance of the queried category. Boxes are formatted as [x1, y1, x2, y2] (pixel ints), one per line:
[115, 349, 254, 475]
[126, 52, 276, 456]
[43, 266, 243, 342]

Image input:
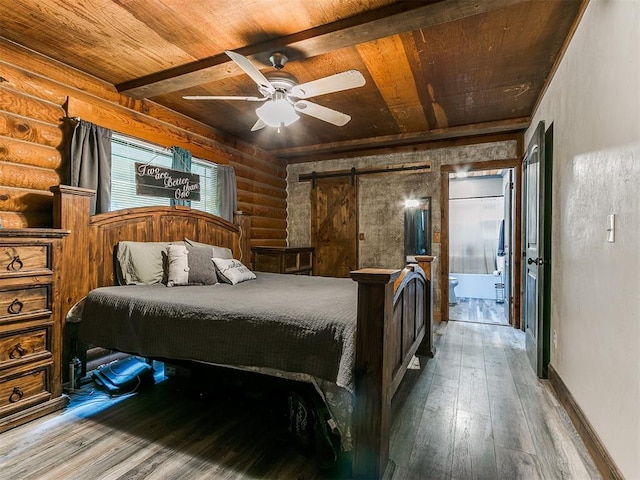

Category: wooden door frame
[440, 155, 523, 328]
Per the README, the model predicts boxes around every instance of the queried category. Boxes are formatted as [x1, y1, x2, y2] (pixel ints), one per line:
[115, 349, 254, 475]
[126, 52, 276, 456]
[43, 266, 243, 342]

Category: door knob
[527, 257, 543, 265]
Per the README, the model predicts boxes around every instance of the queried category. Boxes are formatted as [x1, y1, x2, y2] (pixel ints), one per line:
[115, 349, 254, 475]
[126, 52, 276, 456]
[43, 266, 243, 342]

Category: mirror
[404, 197, 431, 260]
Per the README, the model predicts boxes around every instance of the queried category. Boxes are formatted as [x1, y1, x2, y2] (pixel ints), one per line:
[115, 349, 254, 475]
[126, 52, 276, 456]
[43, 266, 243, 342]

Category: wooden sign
[135, 163, 200, 201]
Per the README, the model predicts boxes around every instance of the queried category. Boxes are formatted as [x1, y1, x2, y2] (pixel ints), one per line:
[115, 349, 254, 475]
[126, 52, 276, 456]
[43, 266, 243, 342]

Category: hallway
[388, 321, 600, 479]
[448, 298, 509, 325]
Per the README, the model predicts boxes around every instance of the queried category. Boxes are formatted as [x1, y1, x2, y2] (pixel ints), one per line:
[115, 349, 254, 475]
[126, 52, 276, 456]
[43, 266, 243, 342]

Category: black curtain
[69, 120, 112, 215]
[218, 165, 237, 222]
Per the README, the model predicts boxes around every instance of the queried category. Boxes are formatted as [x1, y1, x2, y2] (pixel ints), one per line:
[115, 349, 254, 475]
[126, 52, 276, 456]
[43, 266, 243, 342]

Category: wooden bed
[51, 185, 435, 480]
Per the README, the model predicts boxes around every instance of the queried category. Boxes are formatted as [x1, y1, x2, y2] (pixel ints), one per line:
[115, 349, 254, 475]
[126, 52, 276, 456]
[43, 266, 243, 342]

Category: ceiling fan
[183, 50, 366, 132]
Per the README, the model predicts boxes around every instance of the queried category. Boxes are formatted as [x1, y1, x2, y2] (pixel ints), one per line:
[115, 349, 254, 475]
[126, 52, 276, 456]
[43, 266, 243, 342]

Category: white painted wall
[525, 2, 640, 477]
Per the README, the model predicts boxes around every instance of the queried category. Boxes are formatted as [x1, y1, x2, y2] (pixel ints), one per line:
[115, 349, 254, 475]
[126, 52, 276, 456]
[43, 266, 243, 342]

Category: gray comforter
[80, 272, 358, 393]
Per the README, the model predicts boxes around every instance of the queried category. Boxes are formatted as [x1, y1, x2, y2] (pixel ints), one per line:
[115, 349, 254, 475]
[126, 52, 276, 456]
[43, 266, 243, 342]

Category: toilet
[449, 276, 459, 305]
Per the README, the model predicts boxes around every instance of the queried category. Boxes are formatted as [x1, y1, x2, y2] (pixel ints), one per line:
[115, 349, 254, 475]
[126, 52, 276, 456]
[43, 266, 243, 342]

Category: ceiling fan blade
[251, 118, 267, 131]
[290, 70, 365, 99]
[294, 100, 351, 126]
[182, 95, 267, 101]
[225, 50, 275, 95]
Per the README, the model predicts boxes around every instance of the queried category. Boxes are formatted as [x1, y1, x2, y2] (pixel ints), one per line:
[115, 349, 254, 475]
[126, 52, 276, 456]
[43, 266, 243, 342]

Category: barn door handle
[8, 255, 23, 271]
[527, 257, 543, 266]
[9, 387, 24, 403]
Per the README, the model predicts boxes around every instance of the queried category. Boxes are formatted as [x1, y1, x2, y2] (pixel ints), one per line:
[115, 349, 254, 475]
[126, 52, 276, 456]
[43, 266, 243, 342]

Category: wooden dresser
[0, 229, 69, 433]
[252, 246, 314, 275]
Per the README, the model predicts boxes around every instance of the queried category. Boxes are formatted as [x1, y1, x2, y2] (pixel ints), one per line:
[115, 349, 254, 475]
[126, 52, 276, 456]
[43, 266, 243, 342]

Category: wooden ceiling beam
[272, 117, 530, 161]
[117, 0, 531, 99]
[356, 36, 431, 132]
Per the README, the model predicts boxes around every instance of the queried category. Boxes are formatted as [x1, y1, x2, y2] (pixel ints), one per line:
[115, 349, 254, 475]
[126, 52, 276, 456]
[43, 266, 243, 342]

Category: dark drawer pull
[7, 255, 23, 271]
[8, 298, 23, 315]
[9, 343, 27, 359]
[9, 386, 24, 403]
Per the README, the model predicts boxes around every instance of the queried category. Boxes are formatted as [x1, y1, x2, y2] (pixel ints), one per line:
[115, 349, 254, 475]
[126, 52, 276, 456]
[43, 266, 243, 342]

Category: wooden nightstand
[252, 246, 314, 275]
[0, 229, 69, 433]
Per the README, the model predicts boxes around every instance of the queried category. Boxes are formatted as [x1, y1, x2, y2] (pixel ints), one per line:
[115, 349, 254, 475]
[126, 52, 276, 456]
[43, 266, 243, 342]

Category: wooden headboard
[51, 185, 251, 320]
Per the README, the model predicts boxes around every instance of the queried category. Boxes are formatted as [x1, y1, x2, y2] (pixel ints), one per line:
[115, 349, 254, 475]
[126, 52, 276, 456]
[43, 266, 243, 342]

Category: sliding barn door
[310, 176, 358, 277]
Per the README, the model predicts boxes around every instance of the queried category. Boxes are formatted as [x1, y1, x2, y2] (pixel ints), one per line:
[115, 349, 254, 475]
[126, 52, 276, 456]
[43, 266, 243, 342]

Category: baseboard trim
[548, 364, 625, 480]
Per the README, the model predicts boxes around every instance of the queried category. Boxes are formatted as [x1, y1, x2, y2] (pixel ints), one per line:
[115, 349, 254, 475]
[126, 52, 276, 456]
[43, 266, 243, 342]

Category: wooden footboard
[351, 257, 434, 479]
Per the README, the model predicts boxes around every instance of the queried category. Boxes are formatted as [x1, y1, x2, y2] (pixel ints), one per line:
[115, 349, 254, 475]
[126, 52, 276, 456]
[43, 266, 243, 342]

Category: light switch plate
[607, 214, 615, 243]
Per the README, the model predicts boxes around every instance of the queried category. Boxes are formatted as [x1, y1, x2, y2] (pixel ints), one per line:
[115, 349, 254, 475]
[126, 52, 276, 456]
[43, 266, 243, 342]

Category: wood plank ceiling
[0, 0, 585, 161]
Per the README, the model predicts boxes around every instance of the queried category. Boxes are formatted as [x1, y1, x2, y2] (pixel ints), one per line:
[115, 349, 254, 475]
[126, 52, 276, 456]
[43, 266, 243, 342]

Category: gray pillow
[184, 238, 233, 259]
[186, 245, 219, 285]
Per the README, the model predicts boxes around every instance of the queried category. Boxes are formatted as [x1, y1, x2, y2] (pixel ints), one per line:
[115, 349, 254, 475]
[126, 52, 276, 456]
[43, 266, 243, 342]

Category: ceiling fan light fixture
[186, 50, 364, 132]
[269, 52, 288, 70]
[256, 98, 299, 128]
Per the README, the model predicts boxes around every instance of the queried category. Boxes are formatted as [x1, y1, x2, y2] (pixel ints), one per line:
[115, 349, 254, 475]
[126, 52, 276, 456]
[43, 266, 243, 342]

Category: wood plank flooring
[0, 322, 600, 479]
[448, 298, 509, 325]
[389, 321, 600, 480]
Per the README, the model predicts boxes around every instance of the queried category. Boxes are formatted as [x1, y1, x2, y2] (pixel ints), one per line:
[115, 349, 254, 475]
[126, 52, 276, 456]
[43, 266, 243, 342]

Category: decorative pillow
[116, 241, 170, 285]
[212, 258, 256, 285]
[185, 245, 219, 285]
[166, 245, 190, 287]
[184, 238, 233, 260]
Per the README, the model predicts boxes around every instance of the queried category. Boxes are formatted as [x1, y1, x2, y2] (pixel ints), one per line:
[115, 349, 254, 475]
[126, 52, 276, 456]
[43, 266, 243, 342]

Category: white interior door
[523, 121, 546, 377]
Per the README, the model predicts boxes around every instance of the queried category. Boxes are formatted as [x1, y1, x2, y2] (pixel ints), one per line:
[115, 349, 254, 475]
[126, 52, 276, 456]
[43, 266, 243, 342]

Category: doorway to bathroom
[447, 167, 515, 326]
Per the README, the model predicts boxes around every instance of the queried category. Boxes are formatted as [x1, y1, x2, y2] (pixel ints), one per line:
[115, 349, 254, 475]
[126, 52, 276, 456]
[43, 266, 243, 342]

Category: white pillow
[166, 245, 190, 287]
[212, 258, 256, 285]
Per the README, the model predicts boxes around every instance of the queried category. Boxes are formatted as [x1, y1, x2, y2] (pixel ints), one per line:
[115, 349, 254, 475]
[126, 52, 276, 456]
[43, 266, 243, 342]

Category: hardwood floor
[0, 322, 600, 479]
[389, 321, 600, 480]
[448, 297, 509, 325]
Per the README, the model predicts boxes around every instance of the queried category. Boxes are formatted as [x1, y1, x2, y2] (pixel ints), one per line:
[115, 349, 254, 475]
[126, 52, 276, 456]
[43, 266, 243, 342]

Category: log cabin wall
[0, 38, 287, 249]
[287, 138, 520, 321]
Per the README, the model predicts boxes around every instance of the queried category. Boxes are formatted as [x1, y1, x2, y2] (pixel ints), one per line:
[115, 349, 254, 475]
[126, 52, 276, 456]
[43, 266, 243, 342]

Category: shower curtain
[449, 196, 503, 274]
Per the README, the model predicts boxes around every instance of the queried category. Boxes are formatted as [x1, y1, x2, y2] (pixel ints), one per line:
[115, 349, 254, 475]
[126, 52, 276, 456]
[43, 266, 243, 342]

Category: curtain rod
[450, 194, 504, 200]
[299, 162, 432, 185]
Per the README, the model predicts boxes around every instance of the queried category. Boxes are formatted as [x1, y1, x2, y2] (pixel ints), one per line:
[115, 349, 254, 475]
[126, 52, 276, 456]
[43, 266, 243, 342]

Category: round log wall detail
[0, 40, 288, 248]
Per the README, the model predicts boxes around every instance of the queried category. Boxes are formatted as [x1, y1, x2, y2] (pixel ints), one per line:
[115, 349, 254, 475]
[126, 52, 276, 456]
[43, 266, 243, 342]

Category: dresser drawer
[0, 368, 49, 414]
[0, 328, 49, 365]
[0, 286, 50, 318]
[0, 245, 50, 275]
[0, 229, 67, 431]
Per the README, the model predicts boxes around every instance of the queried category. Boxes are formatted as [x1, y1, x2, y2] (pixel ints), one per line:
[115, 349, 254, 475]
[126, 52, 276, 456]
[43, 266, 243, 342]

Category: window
[110, 133, 219, 215]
